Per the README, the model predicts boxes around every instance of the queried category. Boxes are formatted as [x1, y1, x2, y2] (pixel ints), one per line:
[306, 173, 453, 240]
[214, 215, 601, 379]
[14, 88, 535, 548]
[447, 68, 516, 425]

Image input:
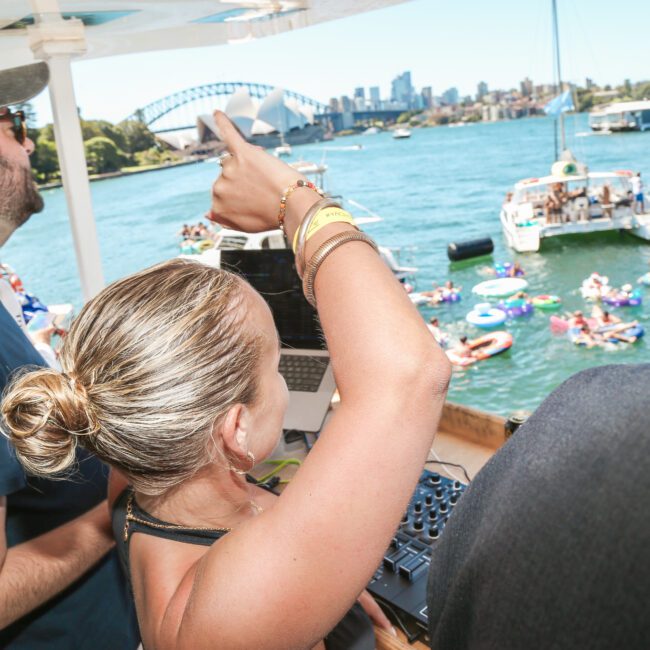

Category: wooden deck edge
[438, 401, 507, 450]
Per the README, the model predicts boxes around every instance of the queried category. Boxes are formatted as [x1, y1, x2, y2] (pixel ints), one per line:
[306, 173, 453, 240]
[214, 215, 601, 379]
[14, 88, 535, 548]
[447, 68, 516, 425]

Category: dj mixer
[366, 469, 467, 644]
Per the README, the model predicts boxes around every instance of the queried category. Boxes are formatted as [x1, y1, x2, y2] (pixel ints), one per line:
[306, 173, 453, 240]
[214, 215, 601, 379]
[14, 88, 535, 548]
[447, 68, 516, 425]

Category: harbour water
[5, 114, 649, 416]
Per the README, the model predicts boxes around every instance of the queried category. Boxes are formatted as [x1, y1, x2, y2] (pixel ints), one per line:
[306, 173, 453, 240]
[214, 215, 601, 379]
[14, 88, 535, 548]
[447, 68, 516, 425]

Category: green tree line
[20, 104, 180, 183]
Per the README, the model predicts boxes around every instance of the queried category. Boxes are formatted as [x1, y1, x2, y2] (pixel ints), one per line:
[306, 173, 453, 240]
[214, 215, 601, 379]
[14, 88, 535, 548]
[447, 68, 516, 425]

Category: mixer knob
[450, 494, 459, 505]
[425, 494, 434, 506]
[428, 526, 440, 539]
[435, 488, 444, 499]
[401, 512, 409, 524]
[428, 510, 438, 521]
[414, 500, 423, 513]
[453, 480, 462, 490]
[439, 503, 449, 514]
[413, 519, 424, 531]
[427, 474, 442, 486]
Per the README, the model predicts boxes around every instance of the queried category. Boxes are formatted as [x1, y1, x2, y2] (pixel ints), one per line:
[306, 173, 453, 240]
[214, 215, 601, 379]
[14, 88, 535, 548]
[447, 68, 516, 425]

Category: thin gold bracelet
[302, 231, 378, 308]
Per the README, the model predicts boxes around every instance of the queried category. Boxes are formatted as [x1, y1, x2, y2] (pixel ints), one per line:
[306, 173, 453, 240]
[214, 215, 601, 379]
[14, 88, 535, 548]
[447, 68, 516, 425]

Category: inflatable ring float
[532, 294, 562, 310]
[497, 297, 534, 318]
[494, 262, 525, 278]
[446, 331, 513, 366]
[439, 290, 461, 303]
[472, 278, 528, 298]
[466, 303, 507, 328]
[602, 291, 642, 307]
[193, 239, 215, 253]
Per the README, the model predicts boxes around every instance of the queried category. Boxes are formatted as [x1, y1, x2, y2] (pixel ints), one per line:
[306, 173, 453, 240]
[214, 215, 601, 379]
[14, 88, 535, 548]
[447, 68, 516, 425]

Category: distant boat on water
[393, 127, 411, 139]
[363, 126, 380, 135]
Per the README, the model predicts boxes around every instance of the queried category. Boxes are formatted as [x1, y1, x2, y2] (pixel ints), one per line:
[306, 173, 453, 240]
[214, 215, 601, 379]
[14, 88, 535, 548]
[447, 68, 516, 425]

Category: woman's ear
[218, 403, 250, 460]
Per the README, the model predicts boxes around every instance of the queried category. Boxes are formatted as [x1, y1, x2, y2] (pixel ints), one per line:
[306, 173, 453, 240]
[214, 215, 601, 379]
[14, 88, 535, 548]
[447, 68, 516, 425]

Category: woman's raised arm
[173, 113, 451, 650]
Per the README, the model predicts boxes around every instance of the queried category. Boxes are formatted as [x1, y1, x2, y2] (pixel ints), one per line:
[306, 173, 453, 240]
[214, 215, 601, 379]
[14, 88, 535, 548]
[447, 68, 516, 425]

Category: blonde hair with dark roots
[1, 259, 262, 496]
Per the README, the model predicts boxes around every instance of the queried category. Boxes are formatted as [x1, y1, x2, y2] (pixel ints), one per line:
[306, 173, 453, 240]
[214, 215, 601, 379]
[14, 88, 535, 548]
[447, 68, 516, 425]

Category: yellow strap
[292, 207, 356, 253]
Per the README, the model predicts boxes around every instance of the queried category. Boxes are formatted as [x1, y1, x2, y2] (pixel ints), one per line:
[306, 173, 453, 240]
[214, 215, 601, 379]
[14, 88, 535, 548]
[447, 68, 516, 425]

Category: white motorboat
[392, 128, 411, 139]
[273, 144, 292, 157]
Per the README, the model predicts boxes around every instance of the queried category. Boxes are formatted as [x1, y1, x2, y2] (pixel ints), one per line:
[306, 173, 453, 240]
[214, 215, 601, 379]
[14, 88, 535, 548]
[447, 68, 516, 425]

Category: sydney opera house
[158, 88, 326, 151]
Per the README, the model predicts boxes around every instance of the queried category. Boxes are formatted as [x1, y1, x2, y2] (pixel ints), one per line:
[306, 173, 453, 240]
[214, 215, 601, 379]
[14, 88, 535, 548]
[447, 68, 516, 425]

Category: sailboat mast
[552, 0, 566, 155]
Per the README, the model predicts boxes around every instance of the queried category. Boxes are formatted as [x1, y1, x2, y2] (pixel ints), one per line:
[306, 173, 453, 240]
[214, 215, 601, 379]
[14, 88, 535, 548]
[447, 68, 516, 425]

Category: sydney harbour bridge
[125, 81, 403, 135]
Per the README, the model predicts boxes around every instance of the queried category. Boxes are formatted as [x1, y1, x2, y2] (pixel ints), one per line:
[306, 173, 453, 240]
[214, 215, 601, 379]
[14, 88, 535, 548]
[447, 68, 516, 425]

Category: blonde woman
[2, 112, 450, 650]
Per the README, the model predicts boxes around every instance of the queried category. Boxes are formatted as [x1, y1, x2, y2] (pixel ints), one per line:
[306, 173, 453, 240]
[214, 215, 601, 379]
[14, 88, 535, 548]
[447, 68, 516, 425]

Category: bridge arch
[126, 82, 328, 130]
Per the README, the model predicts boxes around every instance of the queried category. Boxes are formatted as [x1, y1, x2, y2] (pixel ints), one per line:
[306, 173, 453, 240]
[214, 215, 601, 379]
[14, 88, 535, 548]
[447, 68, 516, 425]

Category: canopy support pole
[28, 1, 105, 301]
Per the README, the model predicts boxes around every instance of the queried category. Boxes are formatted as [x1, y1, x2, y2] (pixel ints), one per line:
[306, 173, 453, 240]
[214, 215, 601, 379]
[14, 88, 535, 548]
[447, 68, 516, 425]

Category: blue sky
[29, 0, 650, 126]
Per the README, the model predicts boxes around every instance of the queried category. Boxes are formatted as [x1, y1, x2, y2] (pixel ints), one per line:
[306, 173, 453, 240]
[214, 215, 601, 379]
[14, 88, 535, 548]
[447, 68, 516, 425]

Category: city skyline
[26, 0, 650, 126]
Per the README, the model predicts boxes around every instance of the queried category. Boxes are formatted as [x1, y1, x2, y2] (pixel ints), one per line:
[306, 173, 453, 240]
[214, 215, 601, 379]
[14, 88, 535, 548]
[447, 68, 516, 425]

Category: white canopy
[0, 0, 411, 300]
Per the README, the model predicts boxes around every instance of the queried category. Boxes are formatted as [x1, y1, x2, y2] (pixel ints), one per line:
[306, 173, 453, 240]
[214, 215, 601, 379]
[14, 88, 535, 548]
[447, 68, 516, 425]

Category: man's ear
[218, 403, 250, 460]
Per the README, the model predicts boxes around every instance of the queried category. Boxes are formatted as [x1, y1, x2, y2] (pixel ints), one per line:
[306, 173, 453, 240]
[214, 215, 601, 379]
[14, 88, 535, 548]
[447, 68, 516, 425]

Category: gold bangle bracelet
[294, 198, 342, 279]
[302, 230, 378, 308]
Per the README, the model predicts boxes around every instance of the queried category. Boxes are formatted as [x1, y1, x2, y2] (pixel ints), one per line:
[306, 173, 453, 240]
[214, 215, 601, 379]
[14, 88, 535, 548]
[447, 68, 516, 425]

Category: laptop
[220, 249, 336, 433]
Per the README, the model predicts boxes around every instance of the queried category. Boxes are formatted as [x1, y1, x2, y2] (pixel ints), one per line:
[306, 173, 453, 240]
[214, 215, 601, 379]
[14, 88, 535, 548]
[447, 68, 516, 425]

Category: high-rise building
[585, 77, 595, 90]
[369, 86, 381, 109]
[421, 86, 433, 109]
[476, 81, 488, 101]
[442, 87, 459, 106]
[391, 71, 414, 108]
[329, 97, 340, 112]
[340, 95, 353, 112]
[520, 77, 533, 97]
[354, 87, 365, 100]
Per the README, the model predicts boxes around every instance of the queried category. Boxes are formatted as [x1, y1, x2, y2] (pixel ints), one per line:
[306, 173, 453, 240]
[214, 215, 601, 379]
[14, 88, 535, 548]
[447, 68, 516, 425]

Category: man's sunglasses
[0, 108, 27, 145]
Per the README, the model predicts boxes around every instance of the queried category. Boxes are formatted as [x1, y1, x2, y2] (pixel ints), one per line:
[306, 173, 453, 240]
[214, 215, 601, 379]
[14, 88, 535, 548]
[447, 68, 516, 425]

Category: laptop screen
[220, 249, 325, 350]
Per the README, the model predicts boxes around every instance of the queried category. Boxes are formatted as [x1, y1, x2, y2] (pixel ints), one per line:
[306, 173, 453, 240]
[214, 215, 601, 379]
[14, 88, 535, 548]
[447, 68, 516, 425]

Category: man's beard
[0, 157, 44, 231]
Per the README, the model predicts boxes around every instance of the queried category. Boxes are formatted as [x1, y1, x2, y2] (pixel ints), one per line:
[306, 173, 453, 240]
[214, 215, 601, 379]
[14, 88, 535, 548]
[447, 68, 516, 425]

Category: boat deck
[539, 214, 636, 239]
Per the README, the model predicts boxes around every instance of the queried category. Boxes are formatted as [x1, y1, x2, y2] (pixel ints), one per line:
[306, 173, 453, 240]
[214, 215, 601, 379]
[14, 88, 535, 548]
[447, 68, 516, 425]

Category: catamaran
[500, 0, 649, 253]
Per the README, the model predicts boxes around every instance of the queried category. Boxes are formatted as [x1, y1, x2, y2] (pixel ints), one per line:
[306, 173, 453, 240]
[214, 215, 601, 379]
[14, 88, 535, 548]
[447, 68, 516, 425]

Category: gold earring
[229, 451, 256, 475]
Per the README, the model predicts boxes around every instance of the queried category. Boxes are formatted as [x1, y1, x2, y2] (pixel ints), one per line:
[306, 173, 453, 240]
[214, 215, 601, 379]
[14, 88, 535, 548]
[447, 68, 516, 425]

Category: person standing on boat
[0, 63, 138, 648]
[544, 182, 567, 224]
[631, 172, 644, 214]
[1, 111, 451, 649]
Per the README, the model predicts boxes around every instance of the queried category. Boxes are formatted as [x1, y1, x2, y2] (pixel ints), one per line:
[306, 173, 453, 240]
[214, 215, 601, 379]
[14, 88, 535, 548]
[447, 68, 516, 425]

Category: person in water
[1, 111, 450, 650]
[569, 310, 588, 329]
[454, 335, 474, 358]
[508, 262, 524, 277]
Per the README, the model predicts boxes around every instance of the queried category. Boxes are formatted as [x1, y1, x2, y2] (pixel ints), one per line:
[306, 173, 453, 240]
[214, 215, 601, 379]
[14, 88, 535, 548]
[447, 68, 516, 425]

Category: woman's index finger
[213, 110, 247, 153]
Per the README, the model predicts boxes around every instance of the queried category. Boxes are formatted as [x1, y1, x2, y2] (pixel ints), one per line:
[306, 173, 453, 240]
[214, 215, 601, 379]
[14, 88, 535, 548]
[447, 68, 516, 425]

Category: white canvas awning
[0, 0, 411, 301]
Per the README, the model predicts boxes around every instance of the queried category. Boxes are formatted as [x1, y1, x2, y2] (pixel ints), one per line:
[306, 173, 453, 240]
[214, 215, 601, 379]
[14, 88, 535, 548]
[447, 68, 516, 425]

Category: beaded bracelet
[278, 180, 325, 233]
[302, 231, 378, 308]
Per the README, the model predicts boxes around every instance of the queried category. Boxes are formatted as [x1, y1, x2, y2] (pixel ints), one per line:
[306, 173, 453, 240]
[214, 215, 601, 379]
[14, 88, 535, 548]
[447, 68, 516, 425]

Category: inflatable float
[472, 277, 528, 298]
[531, 294, 562, 310]
[549, 315, 597, 332]
[494, 262, 524, 278]
[466, 303, 507, 328]
[552, 316, 644, 345]
[446, 331, 513, 366]
[497, 297, 534, 318]
[602, 290, 642, 307]
[599, 323, 644, 343]
[438, 289, 461, 303]
[408, 292, 431, 306]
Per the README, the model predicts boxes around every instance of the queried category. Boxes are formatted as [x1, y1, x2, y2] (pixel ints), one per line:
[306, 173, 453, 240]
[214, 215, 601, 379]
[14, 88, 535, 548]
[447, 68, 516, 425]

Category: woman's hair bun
[1, 367, 97, 478]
